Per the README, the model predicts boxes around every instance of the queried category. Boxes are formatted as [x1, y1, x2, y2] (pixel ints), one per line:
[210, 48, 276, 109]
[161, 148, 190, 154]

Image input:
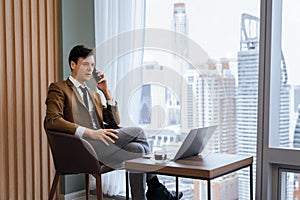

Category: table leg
[250, 164, 253, 200]
[207, 180, 211, 200]
[126, 171, 129, 200]
[176, 176, 179, 200]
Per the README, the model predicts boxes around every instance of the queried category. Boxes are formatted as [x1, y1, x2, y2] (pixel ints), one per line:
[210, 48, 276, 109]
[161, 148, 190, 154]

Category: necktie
[79, 86, 89, 110]
[79, 86, 101, 129]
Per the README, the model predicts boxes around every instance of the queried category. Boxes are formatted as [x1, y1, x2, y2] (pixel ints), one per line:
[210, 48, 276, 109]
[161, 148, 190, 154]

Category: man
[44, 45, 183, 200]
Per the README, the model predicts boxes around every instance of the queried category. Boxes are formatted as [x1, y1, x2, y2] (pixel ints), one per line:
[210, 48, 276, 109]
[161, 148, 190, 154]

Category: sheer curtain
[94, 0, 146, 196]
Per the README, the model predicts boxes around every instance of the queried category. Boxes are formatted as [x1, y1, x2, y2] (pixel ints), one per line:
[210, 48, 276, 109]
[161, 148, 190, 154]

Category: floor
[74, 192, 127, 200]
[75, 195, 126, 200]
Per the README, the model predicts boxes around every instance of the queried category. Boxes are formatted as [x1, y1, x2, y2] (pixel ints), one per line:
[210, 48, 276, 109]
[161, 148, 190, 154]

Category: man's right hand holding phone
[93, 68, 102, 83]
[93, 68, 113, 101]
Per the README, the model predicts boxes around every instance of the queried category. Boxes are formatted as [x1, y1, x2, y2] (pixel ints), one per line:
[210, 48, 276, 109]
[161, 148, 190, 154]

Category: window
[257, 0, 300, 199]
[269, 0, 300, 149]
[94, 0, 261, 199]
[143, 1, 260, 199]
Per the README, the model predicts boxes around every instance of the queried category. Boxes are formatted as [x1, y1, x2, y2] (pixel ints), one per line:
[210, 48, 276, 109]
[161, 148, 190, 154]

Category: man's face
[71, 55, 95, 84]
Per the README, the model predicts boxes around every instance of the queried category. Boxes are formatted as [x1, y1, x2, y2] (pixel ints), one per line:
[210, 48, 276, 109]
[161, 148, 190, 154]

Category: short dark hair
[68, 45, 94, 69]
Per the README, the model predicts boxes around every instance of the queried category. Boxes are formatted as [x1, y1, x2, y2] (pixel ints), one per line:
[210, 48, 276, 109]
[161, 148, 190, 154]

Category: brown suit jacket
[44, 78, 120, 135]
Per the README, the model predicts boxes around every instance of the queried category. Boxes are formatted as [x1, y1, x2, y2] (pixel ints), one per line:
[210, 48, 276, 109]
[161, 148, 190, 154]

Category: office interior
[1, 0, 299, 199]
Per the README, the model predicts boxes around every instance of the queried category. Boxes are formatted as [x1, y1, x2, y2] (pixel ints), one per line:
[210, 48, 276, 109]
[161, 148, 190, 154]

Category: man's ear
[70, 61, 76, 70]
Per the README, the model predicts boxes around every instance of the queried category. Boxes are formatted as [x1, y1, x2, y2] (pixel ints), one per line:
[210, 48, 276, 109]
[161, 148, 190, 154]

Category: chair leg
[49, 172, 60, 200]
[85, 174, 90, 200]
[95, 174, 103, 200]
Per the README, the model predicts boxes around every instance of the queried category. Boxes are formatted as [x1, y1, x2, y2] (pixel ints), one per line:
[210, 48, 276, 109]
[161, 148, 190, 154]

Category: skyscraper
[279, 53, 291, 148]
[173, 3, 188, 35]
[237, 13, 290, 200]
[237, 44, 259, 200]
[218, 59, 237, 154]
[172, 2, 188, 58]
[237, 13, 260, 200]
[173, 2, 190, 132]
[196, 60, 239, 200]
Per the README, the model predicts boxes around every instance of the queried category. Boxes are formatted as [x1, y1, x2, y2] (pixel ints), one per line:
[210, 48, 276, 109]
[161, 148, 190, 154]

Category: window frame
[257, 0, 300, 199]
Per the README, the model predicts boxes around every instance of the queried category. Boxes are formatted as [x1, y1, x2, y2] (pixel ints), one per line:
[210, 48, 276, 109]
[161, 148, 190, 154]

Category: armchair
[45, 130, 114, 200]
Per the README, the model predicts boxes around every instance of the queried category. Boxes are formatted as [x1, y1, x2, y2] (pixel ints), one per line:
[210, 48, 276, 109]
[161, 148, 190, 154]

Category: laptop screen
[172, 125, 217, 160]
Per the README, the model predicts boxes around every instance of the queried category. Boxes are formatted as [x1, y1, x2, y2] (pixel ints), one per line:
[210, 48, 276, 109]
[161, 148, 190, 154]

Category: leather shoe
[146, 185, 183, 200]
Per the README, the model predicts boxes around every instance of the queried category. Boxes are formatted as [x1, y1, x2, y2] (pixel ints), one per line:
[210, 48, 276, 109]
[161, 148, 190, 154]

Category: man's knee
[124, 142, 145, 154]
[122, 126, 146, 137]
[132, 126, 146, 136]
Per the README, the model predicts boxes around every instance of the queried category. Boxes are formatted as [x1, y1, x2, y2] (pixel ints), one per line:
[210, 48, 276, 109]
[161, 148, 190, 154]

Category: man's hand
[94, 71, 113, 101]
[84, 128, 119, 146]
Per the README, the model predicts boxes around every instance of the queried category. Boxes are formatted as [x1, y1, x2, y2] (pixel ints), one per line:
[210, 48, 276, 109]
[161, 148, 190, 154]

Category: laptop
[171, 125, 217, 160]
[166, 125, 218, 161]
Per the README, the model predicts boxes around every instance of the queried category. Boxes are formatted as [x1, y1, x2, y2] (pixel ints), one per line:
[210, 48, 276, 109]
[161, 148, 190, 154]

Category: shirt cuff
[75, 126, 86, 137]
[107, 98, 117, 106]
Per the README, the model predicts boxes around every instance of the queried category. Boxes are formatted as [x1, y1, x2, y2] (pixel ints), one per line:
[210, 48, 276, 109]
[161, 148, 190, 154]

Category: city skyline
[145, 0, 300, 86]
[141, 2, 295, 199]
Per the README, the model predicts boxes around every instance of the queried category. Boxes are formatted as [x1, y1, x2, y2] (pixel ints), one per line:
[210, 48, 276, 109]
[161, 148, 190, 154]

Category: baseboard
[59, 190, 127, 200]
[59, 190, 86, 200]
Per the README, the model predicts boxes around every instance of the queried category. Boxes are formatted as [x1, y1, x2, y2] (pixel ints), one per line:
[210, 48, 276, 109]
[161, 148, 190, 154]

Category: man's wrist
[102, 89, 112, 100]
[107, 98, 117, 106]
[75, 126, 86, 137]
[83, 128, 92, 138]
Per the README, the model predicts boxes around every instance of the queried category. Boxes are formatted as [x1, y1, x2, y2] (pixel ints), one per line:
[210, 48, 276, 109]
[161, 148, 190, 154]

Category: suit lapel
[87, 88, 103, 121]
[87, 89, 96, 107]
[66, 78, 87, 110]
[87, 89, 100, 112]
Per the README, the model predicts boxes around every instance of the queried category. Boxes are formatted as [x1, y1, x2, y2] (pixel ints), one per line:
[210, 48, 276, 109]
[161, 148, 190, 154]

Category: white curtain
[93, 0, 146, 196]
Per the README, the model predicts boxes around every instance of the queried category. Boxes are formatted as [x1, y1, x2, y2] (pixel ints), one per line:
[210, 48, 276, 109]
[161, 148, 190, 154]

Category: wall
[60, 0, 95, 81]
[0, 0, 58, 199]
[58, 0, 95, 195]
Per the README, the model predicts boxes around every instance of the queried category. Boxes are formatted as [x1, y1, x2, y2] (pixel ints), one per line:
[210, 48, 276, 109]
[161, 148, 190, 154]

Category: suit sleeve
[44, 83, 77, 134]
[103, 102, 121, 128]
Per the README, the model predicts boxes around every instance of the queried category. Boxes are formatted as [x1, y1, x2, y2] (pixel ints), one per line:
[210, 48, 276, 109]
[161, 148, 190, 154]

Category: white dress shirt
[69, 76, 115, 137]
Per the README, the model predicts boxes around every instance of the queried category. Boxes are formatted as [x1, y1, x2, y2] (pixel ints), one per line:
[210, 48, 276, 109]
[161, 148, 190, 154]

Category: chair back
[46, 130, 102, 174]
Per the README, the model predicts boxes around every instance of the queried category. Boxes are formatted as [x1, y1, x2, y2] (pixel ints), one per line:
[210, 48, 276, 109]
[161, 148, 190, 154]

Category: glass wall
[141, 1, 260, 199]
[94, 0, 260, 199]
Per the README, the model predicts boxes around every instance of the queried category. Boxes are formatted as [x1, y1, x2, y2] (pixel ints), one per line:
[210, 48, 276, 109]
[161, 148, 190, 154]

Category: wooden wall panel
[14, 0, 25, 198]
[5, 0, 17, 199]
[0, 0, 8, 199]
[0, 0, 59, 199]
[22, 0, 34, 198]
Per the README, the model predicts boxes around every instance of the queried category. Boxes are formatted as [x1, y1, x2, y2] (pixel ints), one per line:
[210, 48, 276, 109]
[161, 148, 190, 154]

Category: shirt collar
[69, 75, 87, 89]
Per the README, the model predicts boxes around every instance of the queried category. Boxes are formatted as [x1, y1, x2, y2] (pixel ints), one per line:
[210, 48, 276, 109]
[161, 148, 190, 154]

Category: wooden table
[125, 153, 253, 200]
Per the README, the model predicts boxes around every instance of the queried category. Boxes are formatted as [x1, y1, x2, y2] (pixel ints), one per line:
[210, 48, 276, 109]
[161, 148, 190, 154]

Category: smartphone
[92, 68, 102, 82]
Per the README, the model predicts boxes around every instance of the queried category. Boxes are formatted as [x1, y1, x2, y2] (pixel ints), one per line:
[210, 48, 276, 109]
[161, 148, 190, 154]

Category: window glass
[280, 0, 300, 149]
[280, 171, 300, 200]
[269, 0, 300, 149]
[139, 0, 260, 199]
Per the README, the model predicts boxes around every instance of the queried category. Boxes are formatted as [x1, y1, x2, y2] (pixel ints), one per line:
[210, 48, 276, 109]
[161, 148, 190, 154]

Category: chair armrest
[81, 138, 98, 159]
[46, 130, 102, 174]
